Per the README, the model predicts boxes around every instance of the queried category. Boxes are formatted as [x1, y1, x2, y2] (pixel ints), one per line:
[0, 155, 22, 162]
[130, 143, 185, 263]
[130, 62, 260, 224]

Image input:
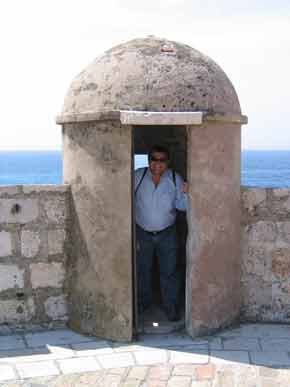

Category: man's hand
[181, 182, 188, 193]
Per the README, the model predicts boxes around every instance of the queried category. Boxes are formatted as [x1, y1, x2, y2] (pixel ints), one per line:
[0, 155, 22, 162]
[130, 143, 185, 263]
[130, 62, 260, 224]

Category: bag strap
[135, 167, 147, 195]
[172, 169, 176, 187]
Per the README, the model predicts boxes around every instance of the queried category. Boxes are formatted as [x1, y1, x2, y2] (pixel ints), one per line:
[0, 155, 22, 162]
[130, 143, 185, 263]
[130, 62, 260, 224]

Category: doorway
[132, 125, 188, 335]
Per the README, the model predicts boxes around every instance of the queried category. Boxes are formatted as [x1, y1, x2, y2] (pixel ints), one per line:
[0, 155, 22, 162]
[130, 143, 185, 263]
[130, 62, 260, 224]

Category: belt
[142, 224, 174, 236]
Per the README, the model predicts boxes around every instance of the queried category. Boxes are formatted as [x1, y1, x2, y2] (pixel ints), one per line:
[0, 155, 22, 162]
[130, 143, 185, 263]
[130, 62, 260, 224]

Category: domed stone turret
[60, 36, 241, 119]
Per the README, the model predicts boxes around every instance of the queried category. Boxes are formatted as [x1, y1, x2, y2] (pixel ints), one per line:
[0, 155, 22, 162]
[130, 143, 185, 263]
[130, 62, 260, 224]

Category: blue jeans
[136, 224, 180, 310]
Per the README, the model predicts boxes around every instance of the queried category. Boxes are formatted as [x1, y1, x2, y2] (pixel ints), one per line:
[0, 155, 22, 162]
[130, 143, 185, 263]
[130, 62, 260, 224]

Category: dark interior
[133, 125, 187, 334]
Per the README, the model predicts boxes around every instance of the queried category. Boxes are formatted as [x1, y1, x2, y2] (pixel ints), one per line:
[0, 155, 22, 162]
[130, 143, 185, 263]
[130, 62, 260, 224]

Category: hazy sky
[0, 0, 289, 150]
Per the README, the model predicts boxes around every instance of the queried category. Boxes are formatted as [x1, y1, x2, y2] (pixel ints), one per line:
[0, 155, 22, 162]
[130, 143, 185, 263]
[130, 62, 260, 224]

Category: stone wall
[1, 183, 290, 329]
[0, 185, 70, 328]
[241, 187, 290, 322]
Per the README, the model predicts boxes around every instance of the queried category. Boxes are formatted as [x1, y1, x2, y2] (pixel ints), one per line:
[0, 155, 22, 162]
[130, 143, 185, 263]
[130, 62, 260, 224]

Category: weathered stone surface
[48, 229, 66, 255]
[30, 262, 65, 288]
[63, 121, 133, 341]
[60, 37, 241, 121]
[187, 122, 241, 336]
[44, 295, 68, 320]
[0, 298, 35, 324]
[0, 186, 20, 197]
[0, 265, 24, 291]
[0, 199, 38, 223]
[21, 230, 41, 258]
[0, 231, 12, 256]
[242, 188, 266, 213]
[23, 184, 70, 194]
[43, 196, 67, 224]
[272, 188, 290, 198]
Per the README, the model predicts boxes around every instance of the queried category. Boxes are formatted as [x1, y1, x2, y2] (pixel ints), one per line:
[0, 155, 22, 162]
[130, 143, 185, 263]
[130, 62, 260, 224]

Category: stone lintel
[56, 111, 248, 125]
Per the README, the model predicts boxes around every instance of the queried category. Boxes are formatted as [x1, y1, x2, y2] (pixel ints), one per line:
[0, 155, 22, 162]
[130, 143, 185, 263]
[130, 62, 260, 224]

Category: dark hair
[148, 145, 170, 161]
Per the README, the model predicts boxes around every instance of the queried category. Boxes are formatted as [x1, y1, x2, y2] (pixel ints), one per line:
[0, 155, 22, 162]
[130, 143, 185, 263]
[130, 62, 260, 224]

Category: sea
[0, 150, 289, 187]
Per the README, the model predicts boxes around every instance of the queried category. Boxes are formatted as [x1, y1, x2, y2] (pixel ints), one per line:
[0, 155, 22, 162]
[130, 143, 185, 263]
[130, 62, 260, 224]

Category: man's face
[149, 151, 169, 176]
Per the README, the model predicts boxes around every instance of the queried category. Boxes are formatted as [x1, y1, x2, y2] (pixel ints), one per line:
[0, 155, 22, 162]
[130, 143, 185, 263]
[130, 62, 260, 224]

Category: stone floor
[1, 323, 290, 386]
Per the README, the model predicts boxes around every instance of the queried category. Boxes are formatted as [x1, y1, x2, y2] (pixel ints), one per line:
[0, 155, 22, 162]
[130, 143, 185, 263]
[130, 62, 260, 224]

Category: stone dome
[61, 37, 241, 118]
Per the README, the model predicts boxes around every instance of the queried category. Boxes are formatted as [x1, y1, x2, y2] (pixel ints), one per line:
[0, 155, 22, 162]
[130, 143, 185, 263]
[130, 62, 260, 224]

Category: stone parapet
[241, 187, 290, 322]
[0, 185, 70, 327]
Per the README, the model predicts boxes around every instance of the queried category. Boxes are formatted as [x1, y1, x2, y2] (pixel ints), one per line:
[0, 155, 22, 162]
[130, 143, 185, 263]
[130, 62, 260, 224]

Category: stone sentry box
[56, 37, 247, 341]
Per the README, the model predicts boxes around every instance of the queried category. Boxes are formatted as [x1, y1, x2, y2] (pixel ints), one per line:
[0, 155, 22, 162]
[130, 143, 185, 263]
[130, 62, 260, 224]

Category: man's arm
[175, 173, 188, 211]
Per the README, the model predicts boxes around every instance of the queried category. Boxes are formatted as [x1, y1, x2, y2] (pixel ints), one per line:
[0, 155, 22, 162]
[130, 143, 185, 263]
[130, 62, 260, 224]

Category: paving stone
[134, 349, 168, 365]
[138, 333, 203, 348]
[97, 373, 123, 387]
[98, 352, 135, 369]
[210, 350, 249, 365]
[145, 380, 167, 387]
[191, 382, 212, 387]
[71, 340, 113, 356]
[25, 329, 95, 347]
[109, 367, 130, 375]
[147, 365, 172, 380]
[113, 343, 160, 352]
[16, 360, 60, 378]
[127, 366, 148, 379]
[0, 334, 26, 350]
[222, 337, 260, 351]
[58, 356, 101, 374]
[195, 364, 216, 380]
[167, 376, 191, 387]
[260, 338, 290, 351]
[208, 337, 223, 350]
[250, 351, 290, 367]
[0, 345, 74, 363]
[238, 324, 290, 338]
[122, 379, 142, 387]
[0, 364, 16, 381]
[173, 364, 197, 376]
[169, 350, 208, 365]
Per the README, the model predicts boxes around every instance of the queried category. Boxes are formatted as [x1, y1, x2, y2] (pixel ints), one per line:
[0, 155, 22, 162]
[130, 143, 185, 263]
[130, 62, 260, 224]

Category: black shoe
[165, 305, 180, 322]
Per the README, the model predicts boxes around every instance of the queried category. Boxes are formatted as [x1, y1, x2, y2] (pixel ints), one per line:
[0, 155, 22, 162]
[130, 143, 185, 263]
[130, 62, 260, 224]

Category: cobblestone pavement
[1, 324, 290, 386]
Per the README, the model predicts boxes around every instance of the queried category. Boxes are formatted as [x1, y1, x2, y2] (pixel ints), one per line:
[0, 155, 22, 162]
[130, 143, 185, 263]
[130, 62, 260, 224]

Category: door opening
[132, 125, 188, 335]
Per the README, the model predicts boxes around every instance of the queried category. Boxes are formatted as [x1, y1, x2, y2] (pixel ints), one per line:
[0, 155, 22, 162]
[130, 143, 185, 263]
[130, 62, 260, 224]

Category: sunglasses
[150, 157, 168, 163]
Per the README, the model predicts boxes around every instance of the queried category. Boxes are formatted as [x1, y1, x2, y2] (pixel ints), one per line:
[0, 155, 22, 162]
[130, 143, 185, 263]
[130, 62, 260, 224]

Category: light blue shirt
[134, 167, 187, 232]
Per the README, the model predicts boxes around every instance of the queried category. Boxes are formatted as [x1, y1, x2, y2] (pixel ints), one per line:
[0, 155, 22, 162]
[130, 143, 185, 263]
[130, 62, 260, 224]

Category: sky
[0, 0, 289, 150]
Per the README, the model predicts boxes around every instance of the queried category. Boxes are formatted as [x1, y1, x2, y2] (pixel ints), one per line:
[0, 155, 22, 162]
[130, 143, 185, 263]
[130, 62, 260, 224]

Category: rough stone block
[43, 197, 67, 224]
[48, 229, 66, 255]
[210, 350, 249, 365]
[44, 295, 68, 320]
[248, 221, 276, 245]
[21, 230, 41, 257]
[0, 298, 35, 324]
[272, 248, 290, 279]
[0, 185, 20, 197]
[0, 198, 38, 223]
[273, 188, 290, 198]
[0, 231, 12, 256]
[30, 262, 65, 288]
[242, 189, 266, 213]
[0, 265, 24, 291]
[23, 185, 70, 194]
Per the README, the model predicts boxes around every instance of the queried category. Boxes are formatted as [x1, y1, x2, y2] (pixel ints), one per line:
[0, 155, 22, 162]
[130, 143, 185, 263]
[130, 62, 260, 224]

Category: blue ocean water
[0, 150, 289, 187]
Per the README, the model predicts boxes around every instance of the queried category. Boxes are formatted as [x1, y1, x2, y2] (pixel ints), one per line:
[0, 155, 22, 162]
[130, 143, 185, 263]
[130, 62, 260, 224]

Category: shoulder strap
[172, 169, 176, 187]
[135, 167, 147, 195]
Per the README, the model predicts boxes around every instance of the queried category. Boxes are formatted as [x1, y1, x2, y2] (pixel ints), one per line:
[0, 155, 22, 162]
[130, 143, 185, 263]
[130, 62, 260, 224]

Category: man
[134, 145, 188, 321]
